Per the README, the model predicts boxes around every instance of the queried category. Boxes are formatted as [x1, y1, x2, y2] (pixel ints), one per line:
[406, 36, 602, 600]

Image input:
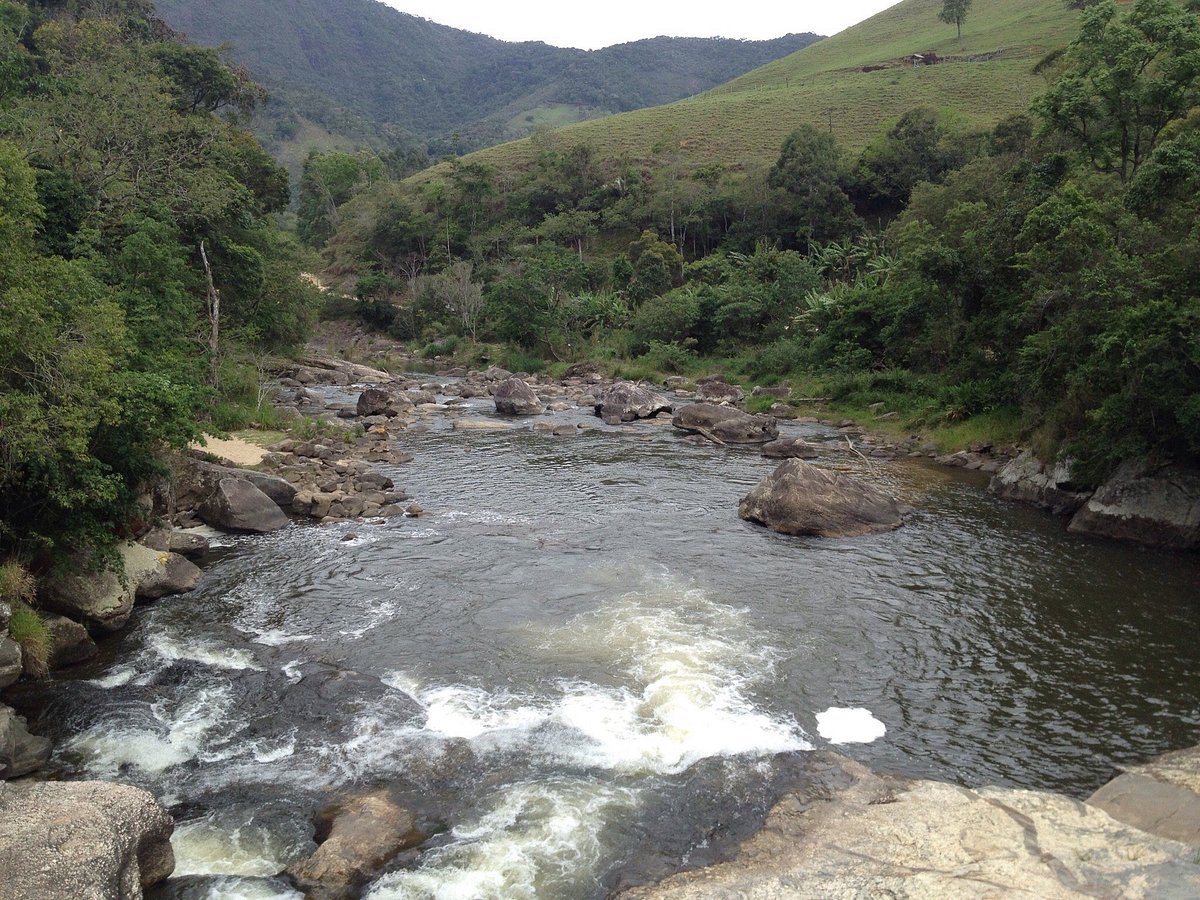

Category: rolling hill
[441, 0, 1083, 177]
[152, 0, 819, 159]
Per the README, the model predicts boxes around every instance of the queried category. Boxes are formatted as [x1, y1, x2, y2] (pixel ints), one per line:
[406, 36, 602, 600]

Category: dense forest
[0, 0, 322, 563]
[309, 0, 1200, 487]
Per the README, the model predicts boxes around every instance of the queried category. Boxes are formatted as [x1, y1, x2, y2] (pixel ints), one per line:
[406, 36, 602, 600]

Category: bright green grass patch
[7, 602, 49, 677]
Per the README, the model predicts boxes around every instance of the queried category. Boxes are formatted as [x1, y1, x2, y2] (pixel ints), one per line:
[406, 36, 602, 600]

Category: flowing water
[14, 390, 1200, 899]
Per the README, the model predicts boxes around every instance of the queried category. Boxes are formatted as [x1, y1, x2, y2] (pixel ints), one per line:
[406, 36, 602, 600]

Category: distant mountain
[153, 0, 819, 157]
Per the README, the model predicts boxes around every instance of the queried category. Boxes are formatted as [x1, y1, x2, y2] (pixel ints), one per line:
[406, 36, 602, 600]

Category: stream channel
[14, 385, 1200, 899]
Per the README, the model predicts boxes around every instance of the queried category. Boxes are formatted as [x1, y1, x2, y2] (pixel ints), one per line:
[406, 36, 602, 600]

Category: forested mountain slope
[153, 0, 819, 156]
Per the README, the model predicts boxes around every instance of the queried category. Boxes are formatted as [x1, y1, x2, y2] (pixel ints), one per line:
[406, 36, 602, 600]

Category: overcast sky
[380, 1, 900, 50]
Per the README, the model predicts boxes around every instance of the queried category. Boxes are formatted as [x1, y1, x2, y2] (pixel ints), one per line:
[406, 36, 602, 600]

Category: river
[15, 390, 1200, 898]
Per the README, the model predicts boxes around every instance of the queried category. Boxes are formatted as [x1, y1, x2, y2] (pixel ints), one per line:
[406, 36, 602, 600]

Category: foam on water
[249, 628, 315, 646]
[62, 685, 235, 777]
[385, 580, 808, 775]
[815, 707, 887, 744]
[149, 632, 261, 671]
[366, 780, 637, 900]
[173, 817, 294, 877]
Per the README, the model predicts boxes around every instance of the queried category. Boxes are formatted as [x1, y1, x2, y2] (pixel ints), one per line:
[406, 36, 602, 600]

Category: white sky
[379, 1, 900, 50]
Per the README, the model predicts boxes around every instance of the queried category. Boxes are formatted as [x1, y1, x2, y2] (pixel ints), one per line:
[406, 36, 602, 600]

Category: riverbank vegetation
[310, 0, 1199, 487]
[0, 0, 322, 563]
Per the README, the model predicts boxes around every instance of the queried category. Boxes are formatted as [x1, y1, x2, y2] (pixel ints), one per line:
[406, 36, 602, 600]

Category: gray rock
[288, 789, 424, 900]
[44, 614, 98, 669]
[0, 705, 50, 779]
[135, 553, 202, 602]
[673, 403, 778, 444]
[989, 450, 1091, 516]
[0, 602, 9, 634]
[356, 388, 394, 417]
[738, 458, 903, 538]
[762, 437, 819, 459]
[493, 378, 545, 416]
[1088, 745, 1200, 846]
[595, 381, 673, 423]
[1068, 461, 1200, 550]
[0, 780, 174, 896]
[199, 478, 289, 533]
[41, 558, 134, 633]
[696, 376, 745, 405]
[0, 639, 22, 690]
[141, 527, 203, 558]
[752, 384, 791, 399]
[621, 753, 1200, 900]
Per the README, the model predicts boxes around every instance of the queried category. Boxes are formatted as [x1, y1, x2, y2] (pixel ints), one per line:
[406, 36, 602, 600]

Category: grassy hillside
[153, 0, 817, 157]
[445, 0, 1081, 176]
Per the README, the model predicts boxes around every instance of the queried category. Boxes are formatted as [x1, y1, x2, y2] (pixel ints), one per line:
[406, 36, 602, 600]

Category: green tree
[1034, 0, 1200, 183]
[939, 0, 973, 39]
[768, 124, 859, 249]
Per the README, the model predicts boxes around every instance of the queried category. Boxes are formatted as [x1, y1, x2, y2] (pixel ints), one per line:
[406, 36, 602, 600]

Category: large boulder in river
[989, 450, 1090, 516]
[356, 387, 396, 418]
[595, 381, 672, 424]
[0, 780, 174, 896]
[493, 378, 544, 416]
[673, 403, 778, 444]
[41, 542, 201, 632]
[288, 789, 424, 900]
[620, 752, 1200, 900]
[738, 459, 903, 538]
[44, 613, 97, 669]
[199, 477, 289, 533]
[0, 705, 50, 778]
[1067, 461, 1200, 549]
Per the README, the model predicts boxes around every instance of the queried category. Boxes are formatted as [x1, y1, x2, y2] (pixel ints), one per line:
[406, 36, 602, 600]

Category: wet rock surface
[288, 788, 425, 900]
[0, 704, 50, 778]
[990, 450, 1091, 515]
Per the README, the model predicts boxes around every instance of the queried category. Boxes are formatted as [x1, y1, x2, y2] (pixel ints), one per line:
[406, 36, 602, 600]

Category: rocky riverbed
[2, 331, 1198, 899]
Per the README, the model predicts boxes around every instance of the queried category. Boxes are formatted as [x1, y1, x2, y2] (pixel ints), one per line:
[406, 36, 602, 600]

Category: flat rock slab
[622, 753, 1200, 900]
[1089, 745, 1200, 847]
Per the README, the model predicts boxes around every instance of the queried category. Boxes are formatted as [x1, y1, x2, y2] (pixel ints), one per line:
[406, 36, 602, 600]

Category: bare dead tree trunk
[200, 240, 220, 387]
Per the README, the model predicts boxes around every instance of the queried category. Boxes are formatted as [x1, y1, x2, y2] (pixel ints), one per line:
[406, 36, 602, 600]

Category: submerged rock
[621, 752, 1200, 899]
[673, 403, 778, 445]
[989, 450, 1090, 516]
[493, 378, 545, 416]
[595, 381, 673, 424]
[738, 459, 902, 538]
[761, 437, 819, 460]
[1067, 461, 1200, 550]
[0, 704, 50, 778]
[288, 789, 424, 900]
[0, 780, 174, 896]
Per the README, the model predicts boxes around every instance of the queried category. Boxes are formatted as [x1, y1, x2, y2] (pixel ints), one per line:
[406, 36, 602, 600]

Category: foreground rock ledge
[739, 458, 902, 538]
[0, 780, 174, 899]
[622, 753, 1200, 900]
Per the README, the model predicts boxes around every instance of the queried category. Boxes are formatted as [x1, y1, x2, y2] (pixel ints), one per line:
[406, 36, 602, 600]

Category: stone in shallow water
[738, 459, 902, 538]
